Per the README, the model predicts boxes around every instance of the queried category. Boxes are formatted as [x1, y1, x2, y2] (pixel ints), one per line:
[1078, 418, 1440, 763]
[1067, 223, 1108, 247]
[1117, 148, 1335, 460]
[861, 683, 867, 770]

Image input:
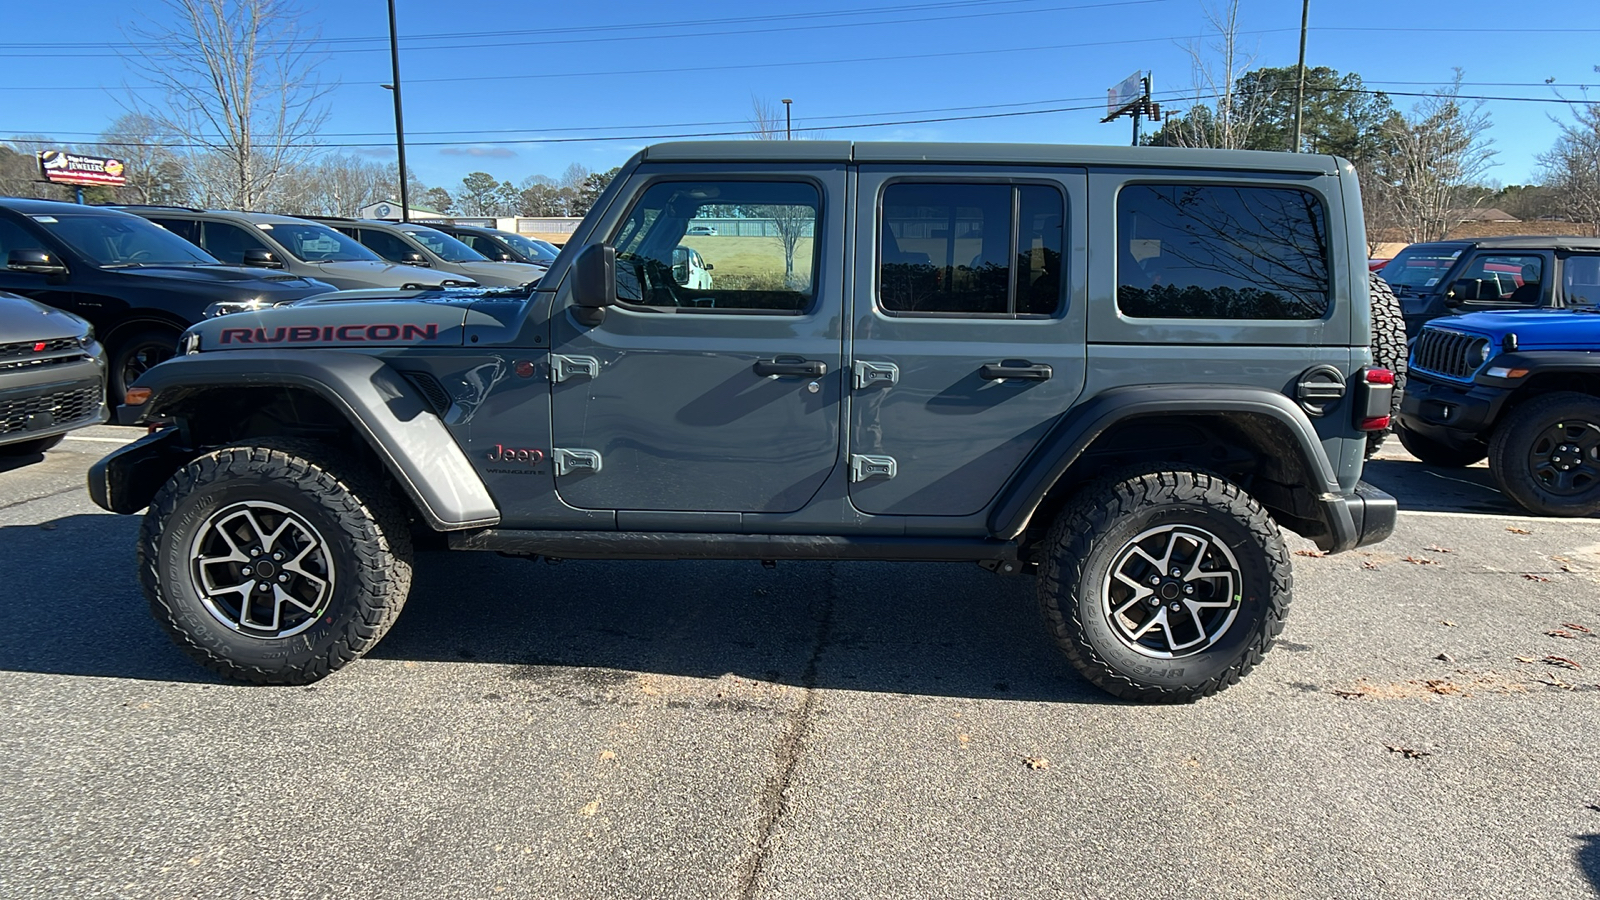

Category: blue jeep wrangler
[1398, 305, 1600, 516]
[87, 141, 1399, 702]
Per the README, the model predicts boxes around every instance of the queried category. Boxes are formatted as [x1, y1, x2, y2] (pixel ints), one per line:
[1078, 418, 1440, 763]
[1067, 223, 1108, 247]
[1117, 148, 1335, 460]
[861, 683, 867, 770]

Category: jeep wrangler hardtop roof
[638, 140, 1346, 175]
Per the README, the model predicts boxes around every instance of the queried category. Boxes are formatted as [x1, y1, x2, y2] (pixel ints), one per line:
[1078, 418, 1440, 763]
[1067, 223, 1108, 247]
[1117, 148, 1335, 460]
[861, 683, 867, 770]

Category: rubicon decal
[218, 324, 440, 344]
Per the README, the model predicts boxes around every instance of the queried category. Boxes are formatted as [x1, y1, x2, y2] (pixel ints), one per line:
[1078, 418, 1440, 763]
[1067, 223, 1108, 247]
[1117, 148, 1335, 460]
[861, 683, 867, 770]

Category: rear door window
[355, 228, 414, 262]
[1116, 183, 1330, 319]
[1457, 253, 1543, 304]
[1562, 255, 1600, 307]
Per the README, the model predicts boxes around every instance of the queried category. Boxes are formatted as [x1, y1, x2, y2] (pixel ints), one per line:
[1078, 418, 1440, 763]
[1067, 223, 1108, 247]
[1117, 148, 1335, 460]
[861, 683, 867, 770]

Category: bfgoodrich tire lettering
[138, 439, 413, 684]
[1036, 468, 1291, 702]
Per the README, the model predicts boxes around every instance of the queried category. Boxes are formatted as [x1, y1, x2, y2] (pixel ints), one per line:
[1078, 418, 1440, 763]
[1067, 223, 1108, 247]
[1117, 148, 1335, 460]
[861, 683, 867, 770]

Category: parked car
[1398, 300, 1600, 516]
[1368, 258, 1389, 271]
[685, 225, 718, 235]
[93, 140, 1398, 702]
[418, 222, 557, 268]
[307, 218, 544, 288]
[0, 289, 105, 455]
[118, 207, 476, 291]
[0, 198, 334, 400]
[1377, 236, 1600, 336]
[672, 244, 713, 290]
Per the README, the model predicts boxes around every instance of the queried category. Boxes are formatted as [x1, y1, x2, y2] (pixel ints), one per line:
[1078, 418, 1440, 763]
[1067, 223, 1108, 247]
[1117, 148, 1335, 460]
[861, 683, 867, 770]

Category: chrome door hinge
[550, 354, 600, 383]
[850, 453, 897, 482]
[852, 360, 899, 390]
[552, 448, 603, 476]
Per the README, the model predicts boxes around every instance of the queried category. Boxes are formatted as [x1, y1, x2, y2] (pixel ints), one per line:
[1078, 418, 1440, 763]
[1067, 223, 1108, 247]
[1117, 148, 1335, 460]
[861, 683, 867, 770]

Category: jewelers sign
[37, 150, 127, 187]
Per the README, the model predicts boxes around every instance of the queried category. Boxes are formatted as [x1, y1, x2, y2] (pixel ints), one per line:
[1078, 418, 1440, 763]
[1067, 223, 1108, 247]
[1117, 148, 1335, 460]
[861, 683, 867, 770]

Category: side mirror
[242, 248, 283, 269]
[399, 250, 431, 267]
[1445, 278, 1478, 306]
[571, 244, 616, 326]
[7, 248, 67, 275]
[703, 262, 713, 271]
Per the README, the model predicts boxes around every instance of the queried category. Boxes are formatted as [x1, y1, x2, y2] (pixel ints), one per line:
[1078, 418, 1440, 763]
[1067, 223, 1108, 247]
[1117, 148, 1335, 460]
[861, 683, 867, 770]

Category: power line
[0, 0, 1171, 58]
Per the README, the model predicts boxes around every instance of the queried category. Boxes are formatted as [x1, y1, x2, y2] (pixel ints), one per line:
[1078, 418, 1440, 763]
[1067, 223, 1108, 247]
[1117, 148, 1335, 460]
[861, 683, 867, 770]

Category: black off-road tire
[0, 434, 64, 455]
[138, 438, 414, 684]
[1396, 424, 1487, 468]
[1036, 468, 1292, 703]
[1487, 391, 1600, 517]
[1367, 272, 1408, 458]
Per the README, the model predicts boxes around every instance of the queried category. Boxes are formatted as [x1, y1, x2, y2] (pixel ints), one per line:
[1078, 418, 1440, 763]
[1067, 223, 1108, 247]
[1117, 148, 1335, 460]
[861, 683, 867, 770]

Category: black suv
[0, 198, 334, 400]
[419, 222, 559, 267]
[1378, 235, 1600, 336]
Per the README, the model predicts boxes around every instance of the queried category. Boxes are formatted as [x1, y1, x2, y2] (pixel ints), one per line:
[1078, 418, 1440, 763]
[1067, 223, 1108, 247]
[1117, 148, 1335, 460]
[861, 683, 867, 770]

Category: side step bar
[448, 529, 1020, 562]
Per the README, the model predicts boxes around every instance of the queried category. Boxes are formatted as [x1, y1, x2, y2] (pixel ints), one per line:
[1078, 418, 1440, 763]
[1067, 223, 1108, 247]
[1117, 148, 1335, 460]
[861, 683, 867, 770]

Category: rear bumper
[0, 356, 107, 447]
[1327, 481, 1397, 552]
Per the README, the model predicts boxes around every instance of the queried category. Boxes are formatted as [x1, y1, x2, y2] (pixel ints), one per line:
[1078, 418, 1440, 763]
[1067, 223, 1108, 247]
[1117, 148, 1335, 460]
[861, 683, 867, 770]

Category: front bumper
[1396, 374, 1510, 444]
[0, 354, 107, 448]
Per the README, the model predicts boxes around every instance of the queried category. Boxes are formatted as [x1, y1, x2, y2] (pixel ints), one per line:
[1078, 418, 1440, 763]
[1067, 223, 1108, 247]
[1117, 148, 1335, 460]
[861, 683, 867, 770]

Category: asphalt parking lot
[2, 427, 1597, 900]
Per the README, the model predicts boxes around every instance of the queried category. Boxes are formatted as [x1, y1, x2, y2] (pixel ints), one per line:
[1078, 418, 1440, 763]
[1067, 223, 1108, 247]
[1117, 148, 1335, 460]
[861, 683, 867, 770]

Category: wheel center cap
[253, 560, 277, 578]
[1158, 581, 1182, 602]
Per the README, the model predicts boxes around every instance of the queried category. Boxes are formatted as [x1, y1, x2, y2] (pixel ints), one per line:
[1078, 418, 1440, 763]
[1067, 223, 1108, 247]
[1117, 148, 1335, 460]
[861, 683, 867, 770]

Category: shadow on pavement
[0, 451, 47, 475]
[0, 513, 1109, 704]
[1361, 456, 1529, 516]
[1580, 833, 1600, 894]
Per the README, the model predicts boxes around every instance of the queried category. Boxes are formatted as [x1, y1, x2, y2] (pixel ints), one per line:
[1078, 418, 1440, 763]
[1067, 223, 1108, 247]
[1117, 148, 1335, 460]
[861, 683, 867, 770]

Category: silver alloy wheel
[188, 500, 335, 638]
[1101, 523, 1243, 659]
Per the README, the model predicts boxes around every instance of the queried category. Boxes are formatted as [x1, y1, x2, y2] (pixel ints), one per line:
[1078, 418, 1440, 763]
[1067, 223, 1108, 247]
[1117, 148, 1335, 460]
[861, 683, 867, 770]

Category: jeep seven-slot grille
[0, 386, 100, 435]
[1411, 328, 1488, 381]
[0, 337, 85, 372]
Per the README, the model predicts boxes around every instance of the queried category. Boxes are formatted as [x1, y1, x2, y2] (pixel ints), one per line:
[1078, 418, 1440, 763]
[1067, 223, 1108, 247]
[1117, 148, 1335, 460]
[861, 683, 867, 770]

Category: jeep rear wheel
[1488, 392, 1600, 516]
[1367, 272, 1408, 458]
[139, 439, 413, 684]
[1397, 425, 1487, 468]
[1036, 468, 1291, 703]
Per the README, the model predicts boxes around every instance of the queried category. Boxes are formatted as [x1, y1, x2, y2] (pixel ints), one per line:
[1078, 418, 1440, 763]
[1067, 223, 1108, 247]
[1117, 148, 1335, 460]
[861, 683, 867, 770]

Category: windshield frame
[34, 212, 220, 268]
[397, 226, 488, 263]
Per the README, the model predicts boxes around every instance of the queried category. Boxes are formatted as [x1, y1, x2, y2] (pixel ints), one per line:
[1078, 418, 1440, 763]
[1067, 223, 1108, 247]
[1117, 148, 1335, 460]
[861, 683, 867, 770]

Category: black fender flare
[987, 384, 1355, 549]
[90, 349, 500, 531]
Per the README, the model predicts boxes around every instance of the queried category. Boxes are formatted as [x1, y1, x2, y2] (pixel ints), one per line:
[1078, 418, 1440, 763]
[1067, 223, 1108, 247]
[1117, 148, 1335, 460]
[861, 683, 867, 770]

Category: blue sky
[2, 0, 1597, 192]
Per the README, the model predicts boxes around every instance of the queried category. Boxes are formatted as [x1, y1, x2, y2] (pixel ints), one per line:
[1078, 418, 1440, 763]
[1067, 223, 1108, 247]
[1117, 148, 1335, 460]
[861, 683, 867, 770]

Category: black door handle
[754, 358, 828, 377]
[979, 362, 1052, 381]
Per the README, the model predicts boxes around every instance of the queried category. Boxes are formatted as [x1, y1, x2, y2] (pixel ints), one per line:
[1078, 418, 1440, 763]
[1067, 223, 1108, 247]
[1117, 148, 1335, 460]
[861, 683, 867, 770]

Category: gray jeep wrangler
[89, 141, 1398, 702]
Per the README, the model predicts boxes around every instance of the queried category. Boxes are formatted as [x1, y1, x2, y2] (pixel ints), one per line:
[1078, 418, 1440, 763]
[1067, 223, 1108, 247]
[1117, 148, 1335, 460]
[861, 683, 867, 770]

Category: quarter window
[1564, 255, 1600, 307]
[1116, 184, 1330, 320]
[610, 180, 819, 313]
[1459, 254, 1542, 303]
[878, 183, 1063, 316]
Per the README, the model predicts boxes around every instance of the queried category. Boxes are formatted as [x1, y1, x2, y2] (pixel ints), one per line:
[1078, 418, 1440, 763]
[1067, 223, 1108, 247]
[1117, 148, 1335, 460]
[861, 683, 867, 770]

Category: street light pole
[386, 0, 411, 221]
[782, 98, 792, 141]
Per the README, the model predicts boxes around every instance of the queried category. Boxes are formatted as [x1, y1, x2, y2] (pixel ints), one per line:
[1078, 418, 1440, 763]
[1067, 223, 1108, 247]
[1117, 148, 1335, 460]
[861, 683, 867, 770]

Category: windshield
[496, 231, 557, 264]
[1379, 247, 1464, 292]
[260, 222, 382, 263]
[399, 226, 486, 263]
[34, 213, 217, 267]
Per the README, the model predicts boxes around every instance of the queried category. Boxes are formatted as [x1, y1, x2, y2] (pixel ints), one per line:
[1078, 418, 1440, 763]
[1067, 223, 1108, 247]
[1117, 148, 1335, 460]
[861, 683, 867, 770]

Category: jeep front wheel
[1036, 468, 1291, 702]
[1487, 391, 1600, 516]
[139, 440, 413, 684]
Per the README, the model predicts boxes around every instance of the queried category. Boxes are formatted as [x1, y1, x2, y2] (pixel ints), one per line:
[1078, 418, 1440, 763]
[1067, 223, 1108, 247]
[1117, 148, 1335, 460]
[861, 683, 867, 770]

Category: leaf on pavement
[1361, 560, 1381, 570]
[1506, 526, 1533, 535]
[1514, 656, 1538, 663]
[1563, 623, 1593, 634]
[1544, 656, 1583, 670]
[1523, 573, 1551, 582]
[1384, 743, 1433, 760]
[1022, 756, 1050, 770]
[1294, 549, 1326, 557]
[1403, 555, 1441, 566]
[1424, 545, 1454, 553]
[1442, 620, 1458, 627]
[1546, 630, 1576, 639]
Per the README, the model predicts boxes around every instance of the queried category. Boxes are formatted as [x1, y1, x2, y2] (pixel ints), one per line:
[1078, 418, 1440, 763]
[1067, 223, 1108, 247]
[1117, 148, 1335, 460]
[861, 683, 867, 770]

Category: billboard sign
[1106, 71, 1146, 118]
[37, 150, 127, 187]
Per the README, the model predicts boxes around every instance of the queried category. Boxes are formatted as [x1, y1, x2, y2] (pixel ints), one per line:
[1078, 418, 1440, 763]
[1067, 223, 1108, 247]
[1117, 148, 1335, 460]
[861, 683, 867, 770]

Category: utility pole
[782, 98, 793, 141]
[386, 0, 411, 221]
[1292, 0, 1309, 152]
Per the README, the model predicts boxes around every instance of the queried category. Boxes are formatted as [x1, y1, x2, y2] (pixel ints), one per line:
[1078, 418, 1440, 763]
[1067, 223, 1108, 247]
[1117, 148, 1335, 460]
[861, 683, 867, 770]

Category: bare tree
[745, 99, 814, 286]
[1168, 0, 1272, 149]
[97, 113, 190, 205]
[1539, 83, 1600, 236]
[274, 154, 393, 216]
[1370, 71, 1497, 243]
[122, 0, 332, 210]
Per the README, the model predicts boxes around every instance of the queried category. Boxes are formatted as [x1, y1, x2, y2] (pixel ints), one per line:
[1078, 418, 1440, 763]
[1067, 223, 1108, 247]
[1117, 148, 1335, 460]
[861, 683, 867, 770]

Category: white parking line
[1399, 508, 1600, 524]
[63, 435, 139, 445]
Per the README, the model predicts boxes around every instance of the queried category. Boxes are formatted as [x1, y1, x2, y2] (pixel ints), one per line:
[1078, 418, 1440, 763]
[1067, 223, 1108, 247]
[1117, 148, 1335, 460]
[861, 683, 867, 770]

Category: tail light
[1356, 367, 1394, 431]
